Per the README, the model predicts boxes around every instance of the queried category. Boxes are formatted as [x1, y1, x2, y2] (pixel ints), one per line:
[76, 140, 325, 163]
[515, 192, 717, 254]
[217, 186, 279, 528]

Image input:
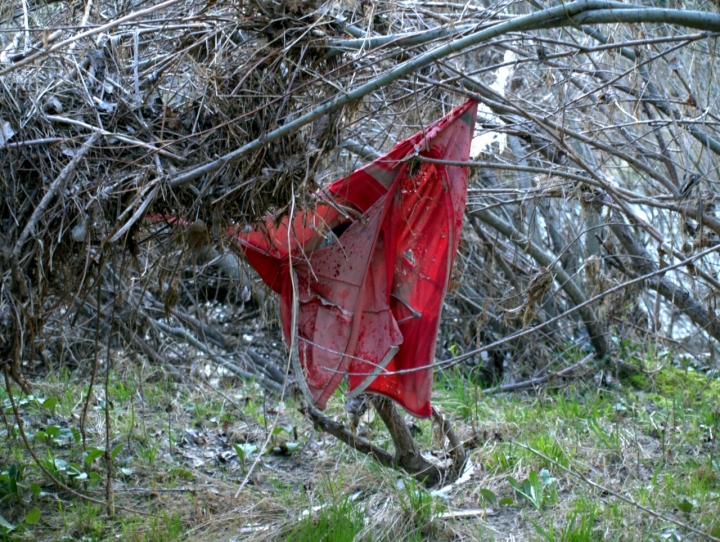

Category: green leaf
[498, 497, 514, 506]
[29, 483, 42, 496]
[539, 469, 555, 486]
[480, 488, 498, 506]
[285, 442, 300, 453]
[524, 481, 536, 501]
[42, 397, 58, 413]
[66, 464, 83, 477]
[678, 499, 694, 513]
[24, 508, 41, 525]
[234, 443, 257, 457]
[110, 443, 124, 461]
[271, 426, 290, 436]
[46, 426, 60, 438]
[84, 447, 105, 467]
[119, 468, 133, 476]
[233, 443, 246, 464]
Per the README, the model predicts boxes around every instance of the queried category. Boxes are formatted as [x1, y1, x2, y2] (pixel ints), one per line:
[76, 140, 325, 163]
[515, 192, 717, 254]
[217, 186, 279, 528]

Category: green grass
[3, 348, 720, 540]
[283, 479, 365, 542]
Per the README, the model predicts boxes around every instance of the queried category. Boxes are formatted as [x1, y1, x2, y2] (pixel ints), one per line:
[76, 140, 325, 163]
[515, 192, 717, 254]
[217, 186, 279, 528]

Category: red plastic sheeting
[237, 101, 477, 417]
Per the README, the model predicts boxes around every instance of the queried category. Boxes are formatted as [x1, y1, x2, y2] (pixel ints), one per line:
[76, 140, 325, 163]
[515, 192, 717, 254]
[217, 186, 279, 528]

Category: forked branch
[302, 397, 466, 487]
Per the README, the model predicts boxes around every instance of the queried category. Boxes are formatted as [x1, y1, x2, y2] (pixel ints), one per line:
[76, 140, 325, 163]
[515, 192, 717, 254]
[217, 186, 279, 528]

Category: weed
[138, 441, 160, 466]
[487, 446, 519, 473]
[534, 507, 596, 542]
[7, 343, 720, 540]
[0, 464, 28, 503]
[435, 368, 478, 420]
[283, 479, 364, 542]
[507, 469, 556, 510]
[398, 477, 435, 525]
[527, 435, 573, 468]
[122, 513, 184, 542]
[0, 506, 41, 540]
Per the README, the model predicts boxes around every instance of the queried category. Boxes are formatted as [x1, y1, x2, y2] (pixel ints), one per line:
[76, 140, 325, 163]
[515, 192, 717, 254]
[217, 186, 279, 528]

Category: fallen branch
[302, 396, 467, 487]
[302, 403, 396, 469]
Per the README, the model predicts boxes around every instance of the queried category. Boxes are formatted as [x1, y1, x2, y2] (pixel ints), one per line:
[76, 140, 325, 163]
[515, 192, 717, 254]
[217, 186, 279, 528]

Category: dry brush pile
[2, 0, 720, 486]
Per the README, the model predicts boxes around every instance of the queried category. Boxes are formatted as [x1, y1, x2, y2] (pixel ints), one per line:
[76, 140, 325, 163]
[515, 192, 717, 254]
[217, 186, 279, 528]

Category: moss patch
[625, 365, 720, 402]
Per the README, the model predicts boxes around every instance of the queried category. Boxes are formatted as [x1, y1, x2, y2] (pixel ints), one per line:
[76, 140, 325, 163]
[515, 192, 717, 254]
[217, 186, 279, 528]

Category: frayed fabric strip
[238, 100, 477, 417]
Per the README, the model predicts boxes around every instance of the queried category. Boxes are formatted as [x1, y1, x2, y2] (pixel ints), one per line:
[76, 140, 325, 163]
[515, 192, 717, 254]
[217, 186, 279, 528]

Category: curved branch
[538, 9, 720, 32]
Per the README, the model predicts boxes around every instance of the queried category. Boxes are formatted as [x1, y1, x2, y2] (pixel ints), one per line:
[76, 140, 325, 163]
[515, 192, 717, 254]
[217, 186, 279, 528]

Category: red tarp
[236, 100, 477, 417]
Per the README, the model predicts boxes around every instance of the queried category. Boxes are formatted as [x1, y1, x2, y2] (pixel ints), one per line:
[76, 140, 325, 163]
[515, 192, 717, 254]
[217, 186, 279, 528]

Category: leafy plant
[479, 488, 498, 507]
[41, 396, 59, 415]
[0, 507, 41, 539]
[0, 465, 27, 503]
[507, 469, 556, 509]
[233, 442, 258, 470]
[479, 487, 513, 507]
[34, 424, 80, 447]
[42, 450, 96, 487]
[268, 425, 301, 455]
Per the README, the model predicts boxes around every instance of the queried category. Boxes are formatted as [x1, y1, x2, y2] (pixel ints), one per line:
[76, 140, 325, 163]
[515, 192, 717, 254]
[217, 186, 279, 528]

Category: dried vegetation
[3, 0, 720, 538]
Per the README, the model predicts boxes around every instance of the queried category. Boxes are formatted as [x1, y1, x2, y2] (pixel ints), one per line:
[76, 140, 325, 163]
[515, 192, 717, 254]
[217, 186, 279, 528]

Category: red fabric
[236, 101, 477, 417]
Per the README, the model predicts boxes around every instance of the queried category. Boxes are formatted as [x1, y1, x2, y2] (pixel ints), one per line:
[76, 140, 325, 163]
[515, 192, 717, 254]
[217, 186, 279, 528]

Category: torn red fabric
[236, 100, 477, 417]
